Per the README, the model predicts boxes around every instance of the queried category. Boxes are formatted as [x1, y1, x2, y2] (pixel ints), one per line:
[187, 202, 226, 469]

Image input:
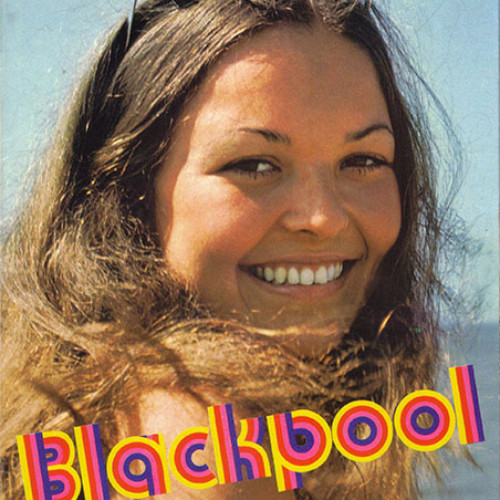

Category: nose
[279, 167, 349, 238]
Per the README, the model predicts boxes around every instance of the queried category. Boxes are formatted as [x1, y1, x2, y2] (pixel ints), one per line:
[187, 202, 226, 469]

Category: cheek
[348, 177, 401, 256]
[157, 177, 269, 281]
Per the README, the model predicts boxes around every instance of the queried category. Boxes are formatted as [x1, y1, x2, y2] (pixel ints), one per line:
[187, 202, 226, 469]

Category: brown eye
[340, 155, 393, 176]
[341, 155, 391, 170]
[221, 159, 280, 179]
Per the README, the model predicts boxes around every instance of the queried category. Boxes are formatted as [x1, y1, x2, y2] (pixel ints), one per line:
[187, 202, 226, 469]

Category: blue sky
[2, 0, 498, 322]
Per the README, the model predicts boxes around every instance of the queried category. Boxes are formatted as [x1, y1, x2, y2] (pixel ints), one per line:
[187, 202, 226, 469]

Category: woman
[1, 0, 455, 498]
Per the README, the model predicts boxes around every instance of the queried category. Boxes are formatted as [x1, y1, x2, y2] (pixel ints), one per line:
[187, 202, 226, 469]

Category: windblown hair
[1, 0, 461, 498]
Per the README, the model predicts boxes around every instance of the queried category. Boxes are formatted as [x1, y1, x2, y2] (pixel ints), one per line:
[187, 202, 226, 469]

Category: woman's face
[155, 25, 401, 346]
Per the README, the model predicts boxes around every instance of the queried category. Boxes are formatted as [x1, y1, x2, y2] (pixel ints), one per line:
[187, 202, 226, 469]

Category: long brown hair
[1, 1, 461, 498]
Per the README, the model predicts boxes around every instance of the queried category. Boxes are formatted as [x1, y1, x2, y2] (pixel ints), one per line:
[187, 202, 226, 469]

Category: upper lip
[240, 252, 360, 267]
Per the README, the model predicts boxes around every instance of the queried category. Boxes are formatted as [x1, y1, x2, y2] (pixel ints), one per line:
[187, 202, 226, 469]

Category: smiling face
[155, 25, 401, 347]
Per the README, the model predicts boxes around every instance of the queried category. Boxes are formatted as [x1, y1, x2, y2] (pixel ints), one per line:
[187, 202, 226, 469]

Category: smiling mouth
[244, 261, 355, 287]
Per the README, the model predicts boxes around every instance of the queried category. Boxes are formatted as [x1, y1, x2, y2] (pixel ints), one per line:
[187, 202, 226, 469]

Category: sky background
[1, 1, 498, 497]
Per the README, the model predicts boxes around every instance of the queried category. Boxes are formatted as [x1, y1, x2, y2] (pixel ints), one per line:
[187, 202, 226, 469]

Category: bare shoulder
[115, 388, 295, 499]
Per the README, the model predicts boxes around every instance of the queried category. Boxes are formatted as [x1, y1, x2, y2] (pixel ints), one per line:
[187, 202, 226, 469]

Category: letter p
[267, 410, 332, 492]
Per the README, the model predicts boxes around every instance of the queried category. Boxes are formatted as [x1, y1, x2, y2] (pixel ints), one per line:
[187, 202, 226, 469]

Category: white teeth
[332, 262, 343, 279]
[253, 262, 345, 286]
[327, 264, 335, 281]
[300, 268, 314, 286]
[314, 266, 328, 284]
[274, 267, 287, 284]
[264, 266, 274, 282]
[287, 267, 300, 285]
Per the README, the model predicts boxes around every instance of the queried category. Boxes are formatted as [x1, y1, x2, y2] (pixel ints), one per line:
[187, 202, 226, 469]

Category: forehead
[177, 24, 390, 141]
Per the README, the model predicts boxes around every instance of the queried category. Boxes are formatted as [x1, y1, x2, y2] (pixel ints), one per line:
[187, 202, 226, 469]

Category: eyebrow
[239, 127, 292, 145]
[345, 124, 394, 142]
[238, 123, 394, 146]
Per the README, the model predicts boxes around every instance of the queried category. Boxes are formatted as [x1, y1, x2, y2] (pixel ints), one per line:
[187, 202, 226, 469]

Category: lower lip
[239, 265, 352, 301]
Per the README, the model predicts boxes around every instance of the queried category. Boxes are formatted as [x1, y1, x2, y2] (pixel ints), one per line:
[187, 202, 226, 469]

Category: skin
[127, 388, 295, 500]
[141, 25, 402, 499]
[155, 25, 400, 351]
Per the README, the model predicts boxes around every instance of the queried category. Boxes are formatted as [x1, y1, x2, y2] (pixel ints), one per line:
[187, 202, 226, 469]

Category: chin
[249, 303, 358, 330]
[259, 326, 346, 358]
[244, 311, 356, 357]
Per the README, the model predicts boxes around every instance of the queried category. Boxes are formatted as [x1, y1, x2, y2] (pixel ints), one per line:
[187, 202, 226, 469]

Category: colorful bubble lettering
[394, 390, 456, 451]
[237, 417, 272, 480]
[74, 424, 110, 500]
[267, 409, 332, 491]
[106, 435, 170, 498]
[449, 365, 485, 445]
[168, 427, 217, 490]
[332, 400, 393, 462]
[16, 431, 81, 500]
